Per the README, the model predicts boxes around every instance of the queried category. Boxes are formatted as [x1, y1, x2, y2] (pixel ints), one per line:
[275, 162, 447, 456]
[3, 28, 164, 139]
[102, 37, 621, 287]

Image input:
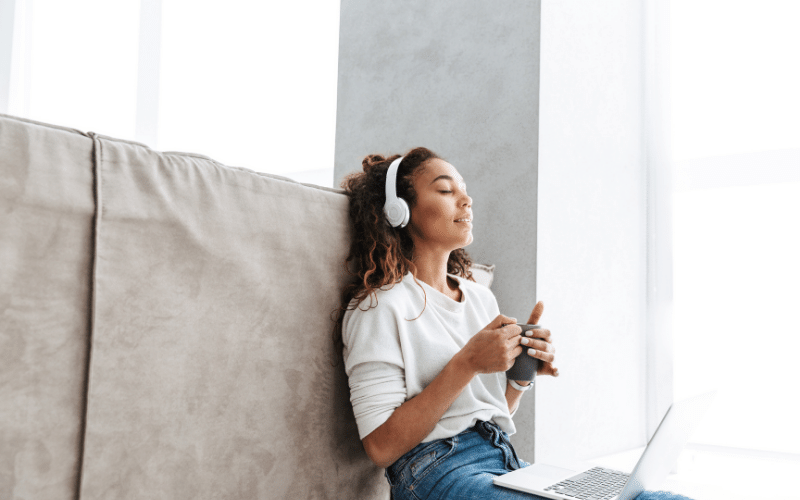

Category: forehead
[418, 159, 465, 187]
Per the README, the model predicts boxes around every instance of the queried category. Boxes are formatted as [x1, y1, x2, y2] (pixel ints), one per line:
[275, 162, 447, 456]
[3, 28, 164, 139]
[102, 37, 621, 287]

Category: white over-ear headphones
[384, 156, 410, 228]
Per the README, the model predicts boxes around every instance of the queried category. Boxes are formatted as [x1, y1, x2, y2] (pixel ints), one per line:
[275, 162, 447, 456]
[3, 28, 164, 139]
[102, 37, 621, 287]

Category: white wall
[535, 0, 649, 462]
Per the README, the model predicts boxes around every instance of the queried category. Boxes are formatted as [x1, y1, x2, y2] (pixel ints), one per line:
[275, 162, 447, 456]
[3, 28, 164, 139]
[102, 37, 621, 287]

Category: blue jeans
[385, 420, 694, 500]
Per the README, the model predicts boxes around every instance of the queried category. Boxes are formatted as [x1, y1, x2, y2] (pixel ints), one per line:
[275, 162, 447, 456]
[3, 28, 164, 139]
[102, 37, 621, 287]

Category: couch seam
[74, 132, 102, 500]
[0, 112, 93, 138]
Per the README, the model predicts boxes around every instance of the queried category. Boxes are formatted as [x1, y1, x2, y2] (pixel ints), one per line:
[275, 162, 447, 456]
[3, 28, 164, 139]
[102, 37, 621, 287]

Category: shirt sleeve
[342, 300, 407, 440]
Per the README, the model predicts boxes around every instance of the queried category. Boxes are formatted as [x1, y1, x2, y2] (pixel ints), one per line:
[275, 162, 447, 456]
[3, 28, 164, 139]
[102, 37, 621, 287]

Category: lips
[454, 217, 472, 228]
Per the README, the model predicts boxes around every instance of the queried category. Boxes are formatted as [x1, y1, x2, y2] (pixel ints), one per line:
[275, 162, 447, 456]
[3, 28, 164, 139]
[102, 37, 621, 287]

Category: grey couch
[1, 114, 497, 500]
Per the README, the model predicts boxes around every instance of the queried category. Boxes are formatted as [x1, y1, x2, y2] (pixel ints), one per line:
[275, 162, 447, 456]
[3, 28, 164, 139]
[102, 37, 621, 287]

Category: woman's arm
[361, 350, 475, 468]
[362, 314, 523, 468]
[505, 378, 530, 414]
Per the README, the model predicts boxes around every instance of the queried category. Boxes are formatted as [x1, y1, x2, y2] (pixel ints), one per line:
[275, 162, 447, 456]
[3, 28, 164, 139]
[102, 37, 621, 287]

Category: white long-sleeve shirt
[342, 271, 516, 443]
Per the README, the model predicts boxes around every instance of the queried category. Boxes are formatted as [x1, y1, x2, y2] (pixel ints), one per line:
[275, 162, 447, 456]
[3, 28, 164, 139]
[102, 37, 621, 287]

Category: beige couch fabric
[1, 113, 496, 499]
[79, 135, 387, 499]
[0, 115, 95, 499]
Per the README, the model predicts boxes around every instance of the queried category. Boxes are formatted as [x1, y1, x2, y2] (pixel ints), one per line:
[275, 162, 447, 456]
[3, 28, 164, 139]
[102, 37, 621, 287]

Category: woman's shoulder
[342, 277, 419, 343]
[452, 273, 496, 301]
[345, 278, 408, 314]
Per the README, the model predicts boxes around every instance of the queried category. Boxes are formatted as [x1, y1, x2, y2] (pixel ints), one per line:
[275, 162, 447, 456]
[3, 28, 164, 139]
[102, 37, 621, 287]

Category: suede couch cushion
[79, 135, 388, 499]
[1, 113, 494, 499]
[470, 262, 495, 289]
[0, 114, 95, 499]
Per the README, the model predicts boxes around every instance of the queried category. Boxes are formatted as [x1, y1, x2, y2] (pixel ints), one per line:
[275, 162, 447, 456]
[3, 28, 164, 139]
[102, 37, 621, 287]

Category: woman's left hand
[524, 301, 559, 377]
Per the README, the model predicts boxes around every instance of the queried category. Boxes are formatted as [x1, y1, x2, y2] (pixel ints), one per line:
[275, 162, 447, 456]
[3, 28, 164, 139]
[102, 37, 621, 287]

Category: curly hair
[331, 147, 475, 354]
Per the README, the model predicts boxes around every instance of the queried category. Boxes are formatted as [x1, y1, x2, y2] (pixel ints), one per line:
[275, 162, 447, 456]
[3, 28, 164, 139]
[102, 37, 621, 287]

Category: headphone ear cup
[383, 156, 410, 228]
[397, 198, 410, 228]
[385, 199, 409, 228]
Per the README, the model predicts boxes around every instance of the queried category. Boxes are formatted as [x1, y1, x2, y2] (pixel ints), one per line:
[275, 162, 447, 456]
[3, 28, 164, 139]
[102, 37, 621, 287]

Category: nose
[462, 194, 472, 207]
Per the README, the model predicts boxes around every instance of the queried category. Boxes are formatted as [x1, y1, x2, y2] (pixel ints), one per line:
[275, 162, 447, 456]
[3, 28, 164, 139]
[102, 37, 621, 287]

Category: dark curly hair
[331, 147, 475, 353]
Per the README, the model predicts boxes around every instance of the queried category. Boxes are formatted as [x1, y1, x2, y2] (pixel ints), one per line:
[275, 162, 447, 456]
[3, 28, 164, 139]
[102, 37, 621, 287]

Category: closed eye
[439, 190, 452, 194]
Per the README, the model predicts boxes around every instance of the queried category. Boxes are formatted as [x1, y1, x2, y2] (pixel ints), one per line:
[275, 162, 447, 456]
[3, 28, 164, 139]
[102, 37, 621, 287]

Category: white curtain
[3, 0, 339, 187]
[671, 0, 800, 456]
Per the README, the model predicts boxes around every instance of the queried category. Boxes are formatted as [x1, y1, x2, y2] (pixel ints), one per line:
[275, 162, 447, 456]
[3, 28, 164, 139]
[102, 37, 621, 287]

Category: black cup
[505, 324, 540, 382]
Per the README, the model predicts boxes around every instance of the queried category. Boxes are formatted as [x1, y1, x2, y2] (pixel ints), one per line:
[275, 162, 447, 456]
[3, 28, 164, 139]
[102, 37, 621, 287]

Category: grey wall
[334, 0, 542, 460]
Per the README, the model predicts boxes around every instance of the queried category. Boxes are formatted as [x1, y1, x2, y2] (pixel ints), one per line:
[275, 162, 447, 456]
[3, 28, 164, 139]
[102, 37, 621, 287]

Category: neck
[411, 245, 455, 295]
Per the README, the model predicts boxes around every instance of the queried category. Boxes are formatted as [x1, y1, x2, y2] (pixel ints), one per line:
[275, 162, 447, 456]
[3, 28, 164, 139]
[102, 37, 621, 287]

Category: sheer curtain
[3, 0, 340, 187]
[6, 0, 140, 139]
[671, 0, 800, 457]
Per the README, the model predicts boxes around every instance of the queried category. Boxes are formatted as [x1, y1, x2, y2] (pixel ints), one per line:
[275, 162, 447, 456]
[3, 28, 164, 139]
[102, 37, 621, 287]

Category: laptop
[494, 391, 716, 500]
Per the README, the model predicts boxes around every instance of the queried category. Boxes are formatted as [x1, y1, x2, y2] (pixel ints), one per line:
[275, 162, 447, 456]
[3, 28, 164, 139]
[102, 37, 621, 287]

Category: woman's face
[408, 158, 473, 254]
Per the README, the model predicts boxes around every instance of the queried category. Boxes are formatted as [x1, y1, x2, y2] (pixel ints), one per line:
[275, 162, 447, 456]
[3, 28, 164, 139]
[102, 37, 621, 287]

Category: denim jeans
[385, 420, 694, 500]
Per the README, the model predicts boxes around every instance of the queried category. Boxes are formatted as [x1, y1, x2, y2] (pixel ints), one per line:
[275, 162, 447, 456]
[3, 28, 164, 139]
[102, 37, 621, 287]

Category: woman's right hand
[458, 314, 523, 374]
[361, 313, 522, 468]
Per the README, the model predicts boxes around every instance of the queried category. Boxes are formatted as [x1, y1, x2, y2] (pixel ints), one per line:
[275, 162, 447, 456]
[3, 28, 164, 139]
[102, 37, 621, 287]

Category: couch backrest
[0, 114, 388, 500]
[0, 115, 96, 499]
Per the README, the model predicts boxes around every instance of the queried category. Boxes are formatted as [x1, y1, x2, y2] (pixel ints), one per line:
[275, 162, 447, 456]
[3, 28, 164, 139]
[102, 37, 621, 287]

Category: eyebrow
[430, 175, 465, 185]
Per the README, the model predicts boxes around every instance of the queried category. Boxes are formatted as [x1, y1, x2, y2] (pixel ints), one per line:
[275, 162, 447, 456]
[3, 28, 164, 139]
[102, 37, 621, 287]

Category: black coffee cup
[505, 324, 540, 382]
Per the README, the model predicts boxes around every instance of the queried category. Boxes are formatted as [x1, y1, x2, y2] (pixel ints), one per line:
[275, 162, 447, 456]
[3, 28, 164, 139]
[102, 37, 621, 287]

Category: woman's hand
[524, 301, 559, 377]
[458, 314, 523, 374]
[362, 315, 520, 468]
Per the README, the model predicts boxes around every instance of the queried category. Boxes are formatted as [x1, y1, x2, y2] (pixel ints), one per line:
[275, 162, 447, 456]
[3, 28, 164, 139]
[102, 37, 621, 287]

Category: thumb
[527, 301, 544, 325]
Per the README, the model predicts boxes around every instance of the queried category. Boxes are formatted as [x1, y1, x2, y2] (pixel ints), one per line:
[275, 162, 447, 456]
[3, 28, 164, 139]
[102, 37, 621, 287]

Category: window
[157, 0, 339, 186]
[671, 0, 800, 456]
[7, 0, 140, 139]
[4, 0, 339, 187]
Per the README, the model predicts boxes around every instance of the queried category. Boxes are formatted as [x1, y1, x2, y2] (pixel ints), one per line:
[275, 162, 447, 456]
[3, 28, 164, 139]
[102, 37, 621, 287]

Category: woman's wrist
[451, 349, 479, 379]
[508, 379, 533, 391]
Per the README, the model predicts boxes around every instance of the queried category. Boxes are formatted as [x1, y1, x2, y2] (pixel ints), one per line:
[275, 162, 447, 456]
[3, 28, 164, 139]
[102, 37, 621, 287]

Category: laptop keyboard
[543, 466, 629, 500]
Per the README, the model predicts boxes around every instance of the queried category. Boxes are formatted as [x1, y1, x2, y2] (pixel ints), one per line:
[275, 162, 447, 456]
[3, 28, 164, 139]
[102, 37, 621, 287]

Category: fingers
[502, 323, 523, 338]
[490, 314, 523, 338]
[520, 326, 555, 363]
[503, 342, 524, 371]
[527, 301, 544, 325]
[523, 328, 551, 343]
[538, 361, 560, 377]
[526, 339, 555, 364]
[527, 347, 555, 364]
[521, 337, 552, 352]
[490, 314, 517, 330]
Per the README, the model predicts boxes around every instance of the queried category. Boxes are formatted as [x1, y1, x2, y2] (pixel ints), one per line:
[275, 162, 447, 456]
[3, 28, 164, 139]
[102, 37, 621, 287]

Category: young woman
[333, 148, 690, 500]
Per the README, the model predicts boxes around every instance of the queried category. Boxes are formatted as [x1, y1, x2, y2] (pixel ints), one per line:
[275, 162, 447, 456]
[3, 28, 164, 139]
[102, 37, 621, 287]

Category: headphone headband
[385, 157, 403, 205]
[384, 156, 410, 228]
